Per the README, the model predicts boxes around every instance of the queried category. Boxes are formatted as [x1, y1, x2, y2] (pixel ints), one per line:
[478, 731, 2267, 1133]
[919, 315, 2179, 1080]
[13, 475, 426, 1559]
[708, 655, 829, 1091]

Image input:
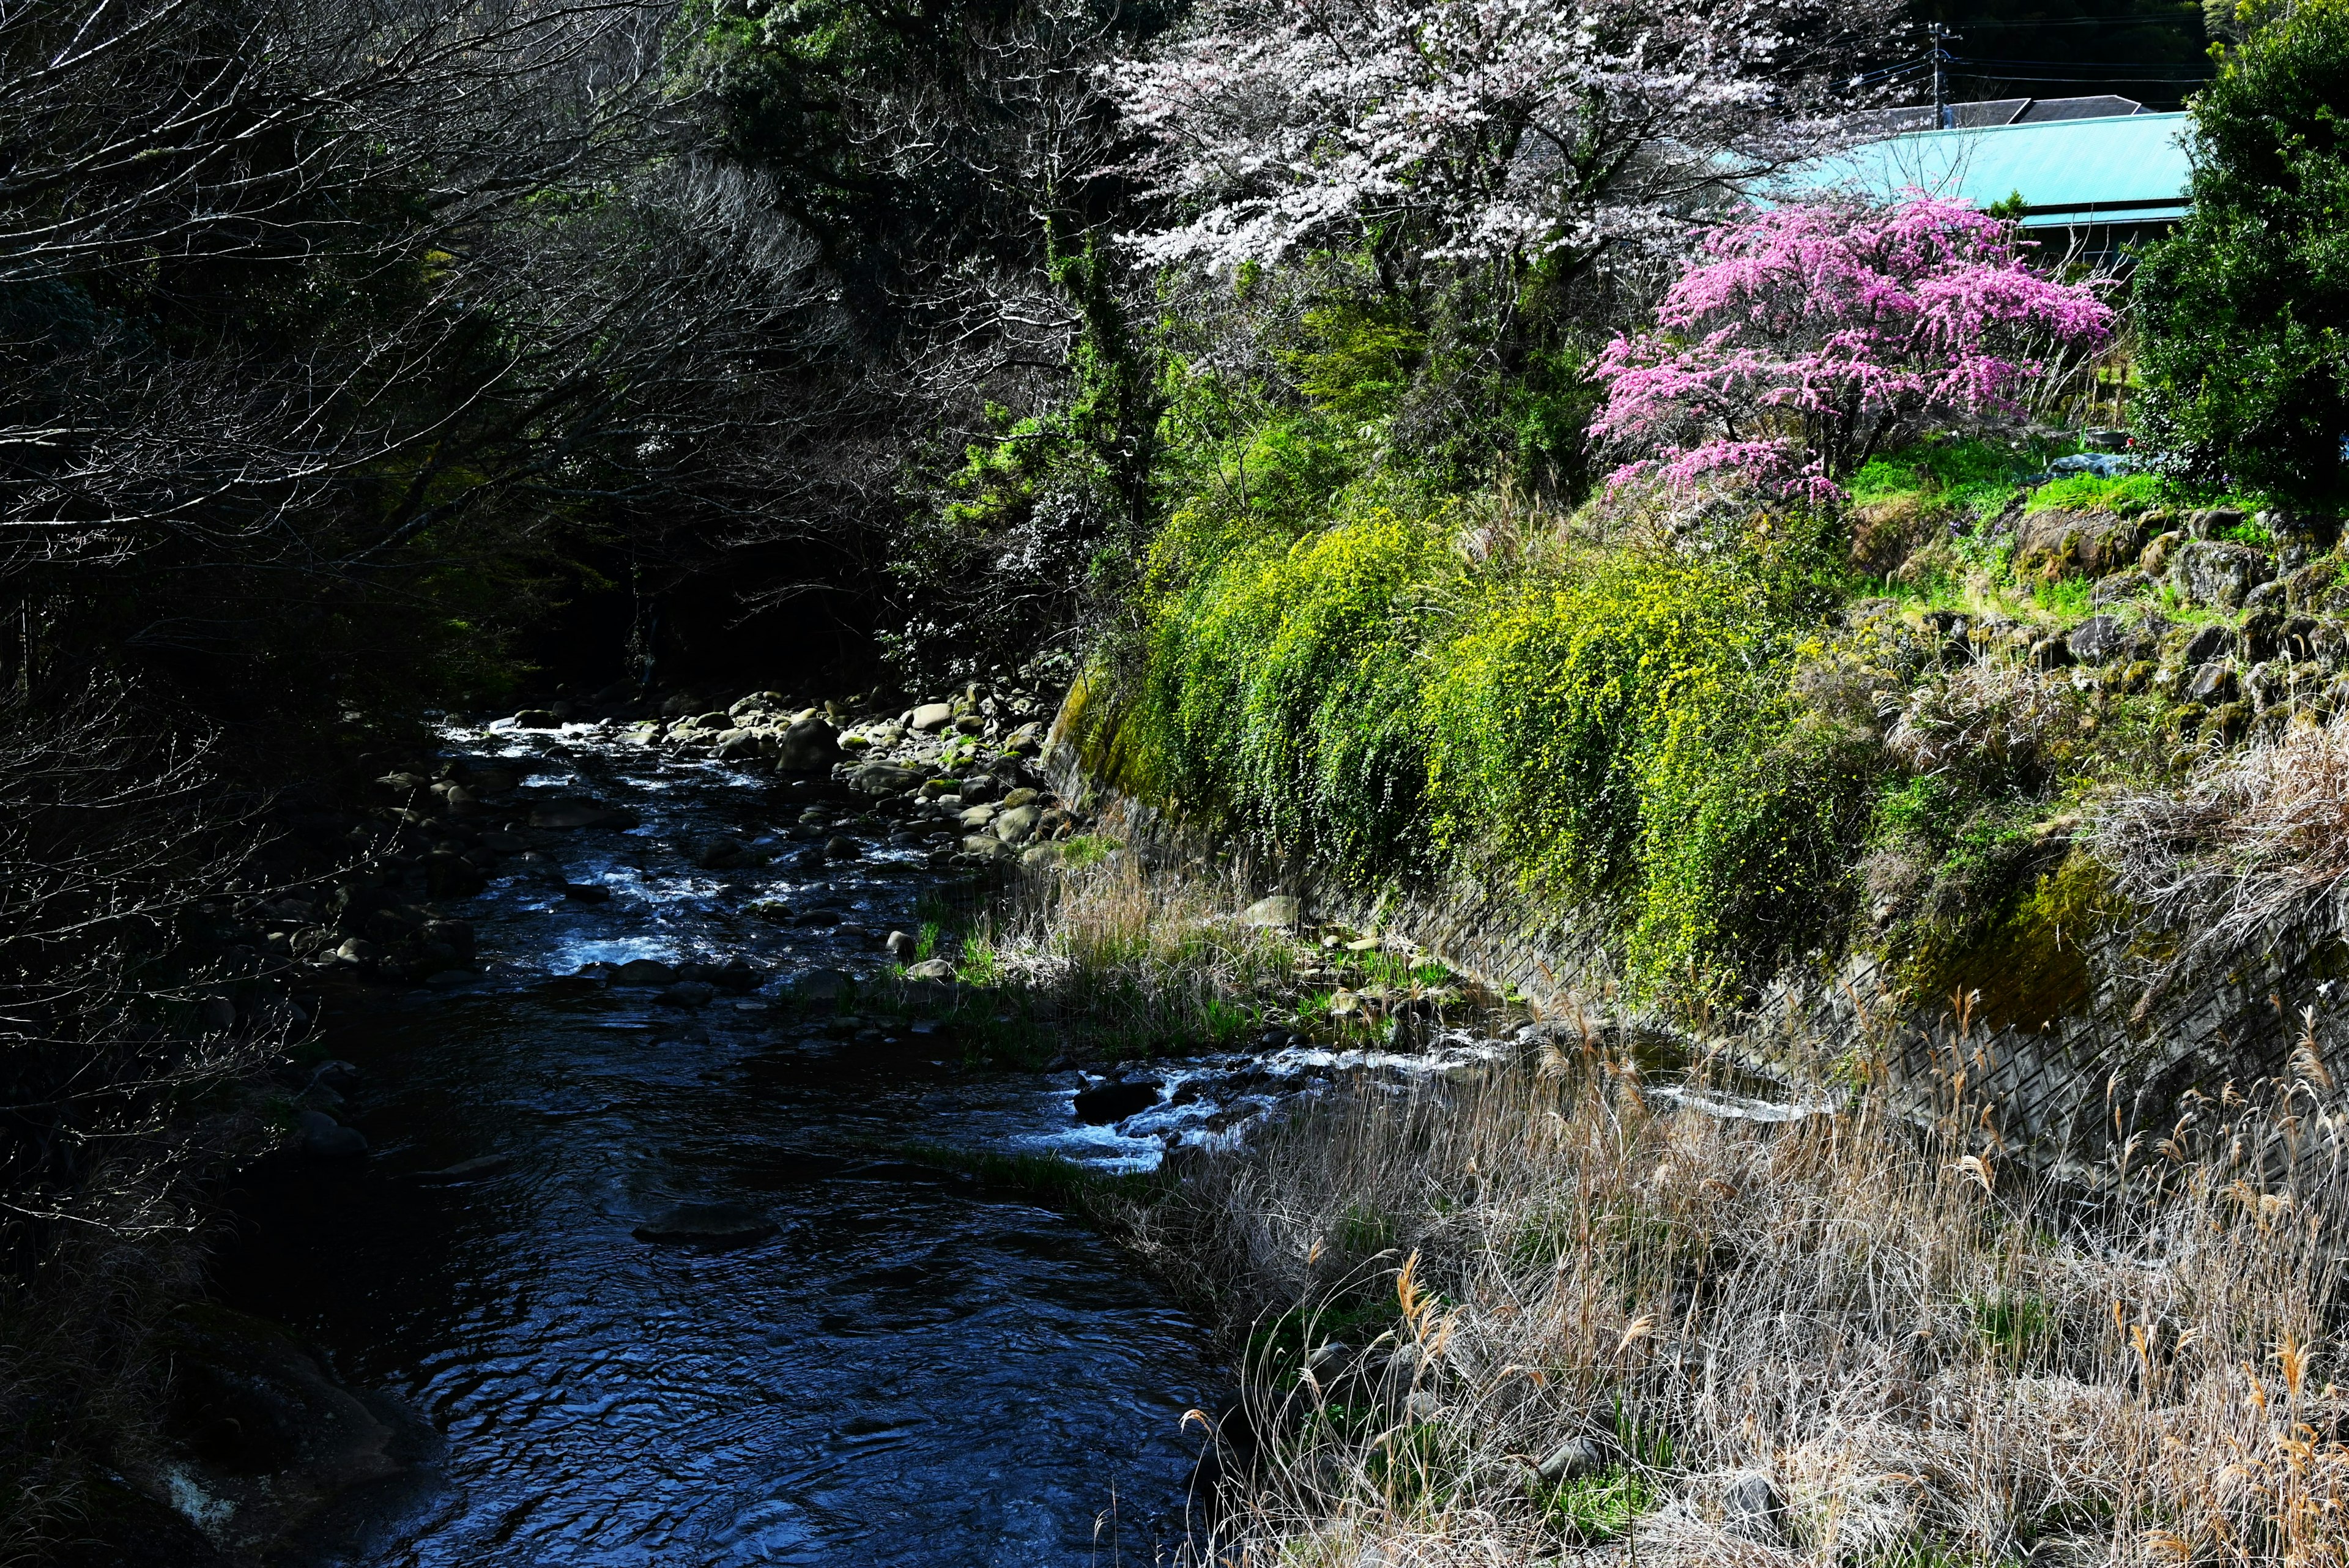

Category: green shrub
[2137, 0, 2349, 507]
[1090, 485, 1881, 1004]
[1423, 540, 1874, 995]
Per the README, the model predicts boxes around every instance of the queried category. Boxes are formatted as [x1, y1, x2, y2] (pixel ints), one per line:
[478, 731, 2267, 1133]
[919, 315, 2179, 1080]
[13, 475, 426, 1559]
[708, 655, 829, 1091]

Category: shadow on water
[212, 726, 1218, 1566]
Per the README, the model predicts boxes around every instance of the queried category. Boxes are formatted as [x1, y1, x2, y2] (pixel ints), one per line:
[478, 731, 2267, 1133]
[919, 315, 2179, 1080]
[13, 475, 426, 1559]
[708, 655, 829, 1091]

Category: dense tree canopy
[2136, 0, 2349, 507]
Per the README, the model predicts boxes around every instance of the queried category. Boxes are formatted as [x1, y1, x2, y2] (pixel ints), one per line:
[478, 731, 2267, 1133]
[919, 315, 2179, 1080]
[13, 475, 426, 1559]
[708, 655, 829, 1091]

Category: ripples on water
[215, 726, 1219, 1566]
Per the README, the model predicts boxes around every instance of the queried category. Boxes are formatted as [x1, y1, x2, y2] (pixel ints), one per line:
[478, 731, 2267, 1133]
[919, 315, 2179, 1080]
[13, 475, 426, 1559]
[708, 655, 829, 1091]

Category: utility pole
[1930, 23, 1954, 128]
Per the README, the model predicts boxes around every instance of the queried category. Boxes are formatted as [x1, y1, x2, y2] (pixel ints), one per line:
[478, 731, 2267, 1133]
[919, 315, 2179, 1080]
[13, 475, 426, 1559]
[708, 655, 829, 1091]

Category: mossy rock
[1903, 851, 2121, 1035]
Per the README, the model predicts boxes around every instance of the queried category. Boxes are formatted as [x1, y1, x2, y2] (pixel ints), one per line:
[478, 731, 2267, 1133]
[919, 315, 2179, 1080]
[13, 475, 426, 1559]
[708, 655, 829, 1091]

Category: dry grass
[2096, 712, 2349, 951]
[1887, 656, 2085, 778]
[1134, 1016, 2349, 1567]
[872, 850, 1320, 1060]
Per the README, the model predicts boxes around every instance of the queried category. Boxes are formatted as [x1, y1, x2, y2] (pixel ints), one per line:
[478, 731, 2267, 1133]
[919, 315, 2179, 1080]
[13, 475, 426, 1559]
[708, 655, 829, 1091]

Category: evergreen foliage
[2137, 0, 2349, 506]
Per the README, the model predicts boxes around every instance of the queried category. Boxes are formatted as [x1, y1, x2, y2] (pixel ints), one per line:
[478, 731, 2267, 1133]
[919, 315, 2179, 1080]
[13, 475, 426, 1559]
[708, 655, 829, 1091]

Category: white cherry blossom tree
[1105, 0, 1901, 278]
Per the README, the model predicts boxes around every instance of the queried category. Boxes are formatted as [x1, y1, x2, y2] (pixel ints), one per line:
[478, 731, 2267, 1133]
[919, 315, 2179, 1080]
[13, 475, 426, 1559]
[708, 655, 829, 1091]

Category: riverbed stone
[530, 799, 637, 830]
[633, 1202, 776, 1247]
[614, 957, 677, 986]
[299, 1109, 368, 1159]
[513, 708, 560, 729]
[1074, 1078, 1160, 1124]
[848, 761, 924, 796]
[960, 834, 1019, 865]
[696, 834, 751, 869]
[904, 957, 955, 981]
[884, 930, 917, 960]
[910, 702, 954, 732]
[993, 804, 1042, 845]
[776, 716, 844, 773]
[793, 968, 855, 1001]
[658, 981, 716, 1008]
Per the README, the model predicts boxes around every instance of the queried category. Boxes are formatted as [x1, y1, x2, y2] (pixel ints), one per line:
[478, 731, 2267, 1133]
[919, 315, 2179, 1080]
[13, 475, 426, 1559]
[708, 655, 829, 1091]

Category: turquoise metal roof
[1778, 112, 2191, 227]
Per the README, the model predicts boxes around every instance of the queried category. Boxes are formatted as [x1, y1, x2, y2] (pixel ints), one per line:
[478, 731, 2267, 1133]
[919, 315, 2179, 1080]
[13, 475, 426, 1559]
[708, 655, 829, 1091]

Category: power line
[1950, 53, 2213, 67]
[1920, 14, 2204, 26]
[1945, 67, 2217, 80]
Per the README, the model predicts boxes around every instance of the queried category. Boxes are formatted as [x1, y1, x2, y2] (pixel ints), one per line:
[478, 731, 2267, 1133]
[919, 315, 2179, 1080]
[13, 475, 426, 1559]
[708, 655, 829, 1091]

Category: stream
[210, 723, 1221, 1566]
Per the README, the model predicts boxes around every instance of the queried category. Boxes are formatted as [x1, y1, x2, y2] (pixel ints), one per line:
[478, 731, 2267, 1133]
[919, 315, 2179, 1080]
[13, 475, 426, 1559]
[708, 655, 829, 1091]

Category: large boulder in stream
[1074, 1079, 1161, 1124]
[141, 1303, 414, 1558]
[776, 718, 844, 773]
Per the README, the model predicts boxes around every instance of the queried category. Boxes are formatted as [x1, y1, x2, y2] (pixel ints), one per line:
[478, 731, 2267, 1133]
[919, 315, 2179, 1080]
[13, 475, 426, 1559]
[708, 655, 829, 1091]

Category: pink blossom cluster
[1592, 196, 2115, 500]
[1104, 0, 1900, 274]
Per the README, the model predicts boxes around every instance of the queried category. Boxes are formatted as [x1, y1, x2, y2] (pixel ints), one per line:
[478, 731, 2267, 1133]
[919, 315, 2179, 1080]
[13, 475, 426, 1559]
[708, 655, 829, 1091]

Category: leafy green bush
[2137, 0, 2349, 506]
[1088, 478, 1881, 1003]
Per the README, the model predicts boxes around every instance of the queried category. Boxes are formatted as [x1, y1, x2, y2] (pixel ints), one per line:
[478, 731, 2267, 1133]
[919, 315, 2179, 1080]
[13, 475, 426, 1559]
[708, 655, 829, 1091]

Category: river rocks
[1074, 1078, 1160, 1124]
[848, 761, 924, 797]
[904, 957, 955, 981]
[910, 702, 954, 732]
[958, 803, 999, 831]
[884, 930, 918, 960]
[633, 1202, 776, 1247]
[298, 1109, 368, 1159]
[696, 834, 752, 869]
[793, 968, 855, 1002]
[658, 981, 716, 1008]
[824, 835, 861, 861]
[776, 717, 844, 773]
[150, 1302, 408, 1555]
[530, 799, 638, 830]
[333, 937, 380, 967]
[959, 835, 1019, 866]
[614, 957, 677, 986]
[512, 708, 560, 729]
[993, 805, 1042, 845]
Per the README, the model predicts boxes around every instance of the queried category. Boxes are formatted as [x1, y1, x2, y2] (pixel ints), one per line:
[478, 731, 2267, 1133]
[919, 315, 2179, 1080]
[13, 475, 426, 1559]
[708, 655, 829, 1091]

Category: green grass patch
[2024, 470, 2163, 515]
[1540, 1466, 1656, 1544]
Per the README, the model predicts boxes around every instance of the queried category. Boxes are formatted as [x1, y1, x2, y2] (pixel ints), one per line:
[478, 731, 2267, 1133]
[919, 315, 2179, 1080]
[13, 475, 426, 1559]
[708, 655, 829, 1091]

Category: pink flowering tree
[1104, 0, 1900, 278]
[1590, 197, 2115, 500]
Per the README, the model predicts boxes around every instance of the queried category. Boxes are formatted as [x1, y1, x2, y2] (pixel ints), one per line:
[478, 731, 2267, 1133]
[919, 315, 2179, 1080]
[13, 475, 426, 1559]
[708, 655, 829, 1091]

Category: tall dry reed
[1139, 1017, 2349, 1566]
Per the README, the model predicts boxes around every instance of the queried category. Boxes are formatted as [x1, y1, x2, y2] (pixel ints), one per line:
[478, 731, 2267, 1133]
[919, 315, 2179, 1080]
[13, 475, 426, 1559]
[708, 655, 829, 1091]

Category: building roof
[1781, 110, 2191, 228]
[1848, 95, 2147, 136]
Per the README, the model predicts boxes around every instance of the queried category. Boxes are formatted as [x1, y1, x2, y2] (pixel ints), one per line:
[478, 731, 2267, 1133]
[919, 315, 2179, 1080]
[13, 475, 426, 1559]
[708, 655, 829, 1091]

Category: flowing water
[212, 726, 1219, 1567]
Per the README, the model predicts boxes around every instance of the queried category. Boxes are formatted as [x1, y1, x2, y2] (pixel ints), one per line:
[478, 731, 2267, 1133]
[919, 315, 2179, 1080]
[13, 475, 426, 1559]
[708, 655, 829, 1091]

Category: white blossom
[1105, 0, 1899, 274]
